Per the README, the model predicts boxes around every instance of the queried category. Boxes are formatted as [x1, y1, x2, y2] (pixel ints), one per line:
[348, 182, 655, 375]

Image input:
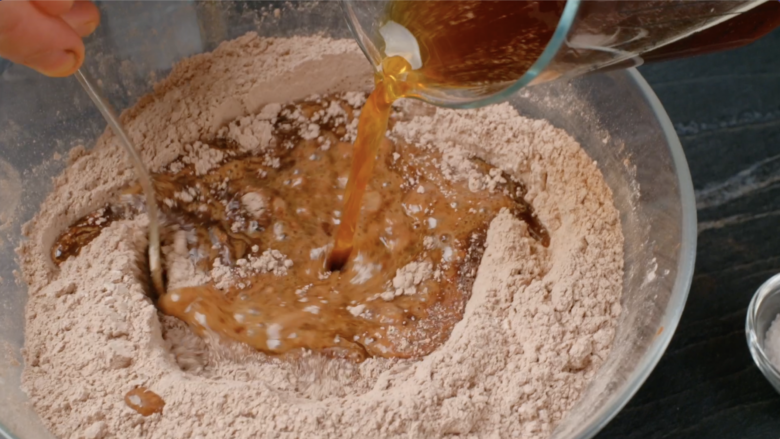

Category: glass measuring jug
[342, 0, 780, 109]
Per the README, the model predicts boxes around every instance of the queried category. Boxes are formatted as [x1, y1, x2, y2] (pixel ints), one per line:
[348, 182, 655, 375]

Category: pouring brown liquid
[328, 0, 780, 268]
[322, 0, 780, 357]
[327, 1, 564, 270]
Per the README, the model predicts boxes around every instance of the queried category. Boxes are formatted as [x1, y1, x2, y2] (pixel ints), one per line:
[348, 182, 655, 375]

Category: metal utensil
[74, 68, 165, 296]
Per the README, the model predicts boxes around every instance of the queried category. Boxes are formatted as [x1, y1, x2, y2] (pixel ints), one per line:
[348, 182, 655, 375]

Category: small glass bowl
[746, 273, 780, 393]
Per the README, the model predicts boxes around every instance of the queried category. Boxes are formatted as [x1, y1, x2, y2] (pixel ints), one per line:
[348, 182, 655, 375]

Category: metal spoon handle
[74, 68, 164, 296]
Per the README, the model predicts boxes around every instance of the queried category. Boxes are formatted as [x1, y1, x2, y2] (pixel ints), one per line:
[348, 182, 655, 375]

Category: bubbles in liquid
[327, 0, 564, 265]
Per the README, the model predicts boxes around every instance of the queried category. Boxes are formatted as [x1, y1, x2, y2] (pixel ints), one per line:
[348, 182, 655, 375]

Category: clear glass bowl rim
[551, 67, 697, 439]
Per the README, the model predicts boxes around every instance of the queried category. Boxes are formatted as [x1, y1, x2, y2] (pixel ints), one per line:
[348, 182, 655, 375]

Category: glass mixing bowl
[0, 2, 696, 438]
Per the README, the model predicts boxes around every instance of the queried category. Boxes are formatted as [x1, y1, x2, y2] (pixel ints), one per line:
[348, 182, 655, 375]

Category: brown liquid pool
[124, 387, 165, 417]
[52, 93, 548, 362]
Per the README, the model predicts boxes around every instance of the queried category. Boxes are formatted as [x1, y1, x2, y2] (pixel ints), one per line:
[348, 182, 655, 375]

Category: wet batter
[52, 93, 548, 362]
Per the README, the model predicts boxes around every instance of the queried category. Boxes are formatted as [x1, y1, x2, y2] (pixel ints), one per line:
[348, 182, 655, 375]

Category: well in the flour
[53, 93, 550, 362]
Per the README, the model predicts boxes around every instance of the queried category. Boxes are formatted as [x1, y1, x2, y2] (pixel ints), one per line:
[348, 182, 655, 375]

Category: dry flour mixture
[18, 34, 624, 439]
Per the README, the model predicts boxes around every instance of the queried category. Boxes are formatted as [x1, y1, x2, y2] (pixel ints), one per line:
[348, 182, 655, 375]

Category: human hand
[0, 0, 100, 77]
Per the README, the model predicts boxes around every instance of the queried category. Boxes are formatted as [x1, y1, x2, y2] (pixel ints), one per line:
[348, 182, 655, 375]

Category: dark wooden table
[597, 27, 780, 439]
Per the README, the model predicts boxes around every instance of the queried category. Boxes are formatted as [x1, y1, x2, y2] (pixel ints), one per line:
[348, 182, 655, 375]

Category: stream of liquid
[326, 57, 413, 271]
[327, 1, 563, 269]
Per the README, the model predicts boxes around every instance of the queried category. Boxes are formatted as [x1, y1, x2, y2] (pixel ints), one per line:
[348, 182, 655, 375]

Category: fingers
[31, 0, 75, 17]
[0, 1, 86, 77]
[29, 0, 100, 37]
[23, 50, 79, 77]
[61, 1, 100, 37]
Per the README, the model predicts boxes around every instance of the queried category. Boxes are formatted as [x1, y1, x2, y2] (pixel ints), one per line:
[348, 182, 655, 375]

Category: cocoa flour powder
[18, 34, 623, 439]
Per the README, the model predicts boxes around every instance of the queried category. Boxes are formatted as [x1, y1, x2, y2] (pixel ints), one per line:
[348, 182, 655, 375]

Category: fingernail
[32, 51, 80, 77]
[74, 20, 99, 37]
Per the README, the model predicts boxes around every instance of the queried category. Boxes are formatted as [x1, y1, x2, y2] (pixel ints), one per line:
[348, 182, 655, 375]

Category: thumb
[0, 1, 85, 77]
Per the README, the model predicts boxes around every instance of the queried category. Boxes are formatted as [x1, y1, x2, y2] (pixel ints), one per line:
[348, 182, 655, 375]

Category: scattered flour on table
[18, 33, 624, 439]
